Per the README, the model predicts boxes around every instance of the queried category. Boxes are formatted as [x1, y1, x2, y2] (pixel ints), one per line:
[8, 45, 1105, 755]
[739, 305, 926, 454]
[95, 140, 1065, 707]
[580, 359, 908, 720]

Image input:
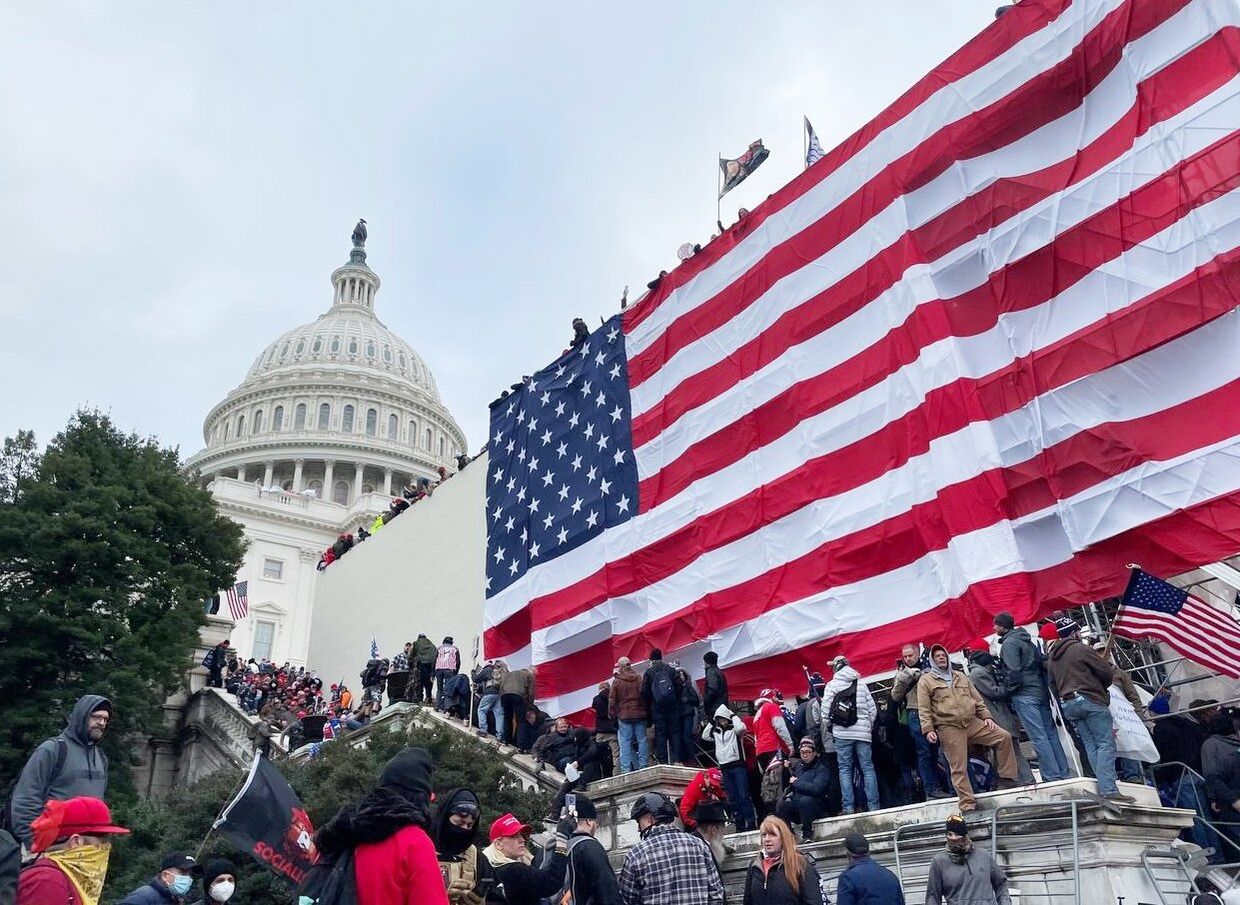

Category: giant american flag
[484, 0, 1240, 718]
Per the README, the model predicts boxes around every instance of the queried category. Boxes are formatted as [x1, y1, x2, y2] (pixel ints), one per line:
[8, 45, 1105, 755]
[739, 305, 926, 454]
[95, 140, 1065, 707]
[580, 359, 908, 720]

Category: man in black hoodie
[433, 787, 494, 905]
[702, 652, 728, 720]
[10, 694, 112, 848]
[641, 649, 683, 765]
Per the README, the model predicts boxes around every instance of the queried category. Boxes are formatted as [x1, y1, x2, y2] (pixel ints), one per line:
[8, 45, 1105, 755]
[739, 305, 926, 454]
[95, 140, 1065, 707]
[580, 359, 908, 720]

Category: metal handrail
[1149, 761, 1240, 858]
[1140, 848, 1197, 905]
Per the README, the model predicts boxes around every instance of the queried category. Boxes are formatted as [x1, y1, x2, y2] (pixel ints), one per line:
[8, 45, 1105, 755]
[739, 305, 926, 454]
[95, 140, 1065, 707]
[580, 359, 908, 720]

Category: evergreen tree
[0, 411, 246, 799]
[106, 720, 552, 905]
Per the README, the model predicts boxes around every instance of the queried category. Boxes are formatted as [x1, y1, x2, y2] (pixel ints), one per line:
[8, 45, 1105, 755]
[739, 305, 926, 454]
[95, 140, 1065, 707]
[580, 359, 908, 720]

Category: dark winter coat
[786, 757, 832, 814]
[566, 832, 620, 905]
[703, 664, 729, 717]
[835, 856, 905, 905]
[1151, 713, 1212, 773]
[10, 694, 111, 845]
[1202, 733, 1240, 812]
[609, 666, 647, 721]
[641, 661, 682, 712]
[483, 849, 566, 905]
[742, 856, 823, 905]
[593, 692, 618, 735]
[997, 628, 1046, 697]
[117, 879, 183, 905]
[1046, 638, 1113, 705]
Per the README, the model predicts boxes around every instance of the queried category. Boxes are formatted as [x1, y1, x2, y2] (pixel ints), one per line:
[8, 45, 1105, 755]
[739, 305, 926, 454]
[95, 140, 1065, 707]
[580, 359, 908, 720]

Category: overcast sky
[0, 3, 992, 457]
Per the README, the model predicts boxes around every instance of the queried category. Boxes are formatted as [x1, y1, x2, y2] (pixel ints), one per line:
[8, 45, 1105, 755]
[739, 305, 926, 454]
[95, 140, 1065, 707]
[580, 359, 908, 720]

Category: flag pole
[717, 154, 723, 230]
[1100, 563, 1142, 662]
[199, 753, 260, 858]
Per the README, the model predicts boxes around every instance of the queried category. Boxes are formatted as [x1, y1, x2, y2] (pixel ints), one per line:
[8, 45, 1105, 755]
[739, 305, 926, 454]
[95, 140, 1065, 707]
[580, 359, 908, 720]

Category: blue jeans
[1060, 695, 1118, 794]
[907, 710, 946, 796]
[478, 693, 504, 736]
[617, 719, 649, 772]
[836, 738, 880, 813]
[722, 763, 756, 830]
[1012, 693, 1073, 781]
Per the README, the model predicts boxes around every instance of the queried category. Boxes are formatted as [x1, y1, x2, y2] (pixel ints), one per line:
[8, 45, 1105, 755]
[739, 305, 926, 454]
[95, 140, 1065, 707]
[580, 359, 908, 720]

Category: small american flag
[804, 116, 825, 167]
[1113, 569, 1240, 679]
[225, 581, 249, 621]
[370, 636, 379, 660]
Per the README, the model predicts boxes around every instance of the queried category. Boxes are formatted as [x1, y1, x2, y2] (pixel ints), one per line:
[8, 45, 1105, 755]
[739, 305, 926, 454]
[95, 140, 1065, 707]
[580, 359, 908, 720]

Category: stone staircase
[286, 700, 565, 795]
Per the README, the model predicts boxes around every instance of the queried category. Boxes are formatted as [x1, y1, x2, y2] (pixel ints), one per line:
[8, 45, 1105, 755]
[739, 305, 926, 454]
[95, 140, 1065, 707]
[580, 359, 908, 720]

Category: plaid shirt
[619, 824, 725, 905]
[391, 652, 409, 672]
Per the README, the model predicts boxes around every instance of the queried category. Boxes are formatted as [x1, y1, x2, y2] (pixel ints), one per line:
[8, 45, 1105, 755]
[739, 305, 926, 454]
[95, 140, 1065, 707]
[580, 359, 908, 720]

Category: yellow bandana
[44, 845, 111, 905]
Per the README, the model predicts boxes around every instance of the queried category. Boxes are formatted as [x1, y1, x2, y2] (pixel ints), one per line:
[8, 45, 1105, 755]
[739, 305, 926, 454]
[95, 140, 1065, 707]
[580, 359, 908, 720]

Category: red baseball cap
[31, 797, 129, 852]
[489, 813, 532, 841]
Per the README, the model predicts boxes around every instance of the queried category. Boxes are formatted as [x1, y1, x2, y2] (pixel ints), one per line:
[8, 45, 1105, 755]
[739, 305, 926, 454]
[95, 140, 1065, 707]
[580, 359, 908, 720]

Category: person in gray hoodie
[1201, 708, 1240, 853]
[10, 694, 112, 847]
[925, 814, 1011, 905]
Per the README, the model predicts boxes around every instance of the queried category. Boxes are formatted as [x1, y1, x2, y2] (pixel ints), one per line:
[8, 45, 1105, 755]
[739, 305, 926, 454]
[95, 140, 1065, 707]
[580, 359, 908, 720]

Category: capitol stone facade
[185, 224, 467, 666]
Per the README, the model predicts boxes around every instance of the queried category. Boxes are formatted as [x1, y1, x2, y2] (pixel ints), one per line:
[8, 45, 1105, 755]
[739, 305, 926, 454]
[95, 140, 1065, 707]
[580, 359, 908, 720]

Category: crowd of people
[314, 460, 479, 571]
[400, 612, 1240, 865]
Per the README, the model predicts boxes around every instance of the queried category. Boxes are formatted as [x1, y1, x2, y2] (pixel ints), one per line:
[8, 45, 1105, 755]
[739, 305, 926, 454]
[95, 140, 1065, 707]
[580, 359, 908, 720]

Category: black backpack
[828, 680, 859, 728]
[2, 739, 68, 835]
[293, 849, 357, 905]
[650, 667, 676, 706]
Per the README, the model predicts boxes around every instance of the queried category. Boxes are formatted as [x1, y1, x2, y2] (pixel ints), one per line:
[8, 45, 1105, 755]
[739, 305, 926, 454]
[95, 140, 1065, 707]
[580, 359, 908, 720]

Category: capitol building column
[354, 462, 365, 502]
[324, 460, 335, 498]
[263, 461, 274, 487]
[293, 459, 305, 492]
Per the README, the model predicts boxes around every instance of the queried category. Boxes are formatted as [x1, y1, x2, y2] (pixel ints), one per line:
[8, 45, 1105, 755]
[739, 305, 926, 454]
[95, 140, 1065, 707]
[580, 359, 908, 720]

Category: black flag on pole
[215, 754, 320, 885]
[719, 139, 770, 198]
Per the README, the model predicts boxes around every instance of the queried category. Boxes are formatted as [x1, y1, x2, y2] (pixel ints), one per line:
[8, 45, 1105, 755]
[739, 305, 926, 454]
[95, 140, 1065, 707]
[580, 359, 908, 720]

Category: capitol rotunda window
[342, 405, 354, 433]
[294, 403, 307, 430]
[273, 406, 284, 431]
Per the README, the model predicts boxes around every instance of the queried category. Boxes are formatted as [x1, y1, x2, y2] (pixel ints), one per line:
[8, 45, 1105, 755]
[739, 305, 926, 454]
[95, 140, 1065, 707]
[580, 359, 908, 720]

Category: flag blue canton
[1121, 569, 1188, 616]
[485, 314, 639, 597]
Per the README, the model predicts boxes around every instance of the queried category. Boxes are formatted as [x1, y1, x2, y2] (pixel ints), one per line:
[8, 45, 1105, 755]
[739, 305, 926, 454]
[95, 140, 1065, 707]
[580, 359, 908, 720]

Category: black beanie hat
[379, 747, 435, 802]
[650, 648, 663, 661]
[703, 651, 718, 665]
[201, 858, 237, 897]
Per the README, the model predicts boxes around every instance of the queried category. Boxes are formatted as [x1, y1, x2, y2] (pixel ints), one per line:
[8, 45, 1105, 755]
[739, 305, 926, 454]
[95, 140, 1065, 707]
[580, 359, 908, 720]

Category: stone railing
[287, 702, 564, 794]
[175, 689, 289, 786]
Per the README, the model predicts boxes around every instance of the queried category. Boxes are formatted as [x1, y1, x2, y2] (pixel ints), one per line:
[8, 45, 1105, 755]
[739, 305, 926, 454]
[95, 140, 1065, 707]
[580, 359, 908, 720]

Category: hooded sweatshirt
[11, 694, 111, 845]
[1045, 638, 1113, 705]
[608, 665, 647, 721]
[821, 666, 876, 743]
[701, 705, 746, 767]
[1201, 732, 1240, 813]
[925, 844, 1011, 905]
[433, 788, 493, 905]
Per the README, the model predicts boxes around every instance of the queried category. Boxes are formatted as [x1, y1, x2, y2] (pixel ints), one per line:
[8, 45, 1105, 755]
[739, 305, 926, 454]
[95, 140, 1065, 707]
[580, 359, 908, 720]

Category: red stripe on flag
[626, 0, 1193, 387]
[535, 491, 1240, 703]
[624, 0, 1078, 336]
[637, 134, 1240, 512]
[629, 30, 1240, 450]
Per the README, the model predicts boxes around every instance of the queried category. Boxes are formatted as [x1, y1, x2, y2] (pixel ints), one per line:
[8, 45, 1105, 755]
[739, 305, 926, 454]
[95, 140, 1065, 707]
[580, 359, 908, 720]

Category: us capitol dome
[187, 221, 467, 503]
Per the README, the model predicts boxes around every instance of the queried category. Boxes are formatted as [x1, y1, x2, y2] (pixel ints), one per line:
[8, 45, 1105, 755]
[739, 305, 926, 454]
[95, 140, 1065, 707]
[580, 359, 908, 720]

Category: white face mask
[210, 880, 235, 902]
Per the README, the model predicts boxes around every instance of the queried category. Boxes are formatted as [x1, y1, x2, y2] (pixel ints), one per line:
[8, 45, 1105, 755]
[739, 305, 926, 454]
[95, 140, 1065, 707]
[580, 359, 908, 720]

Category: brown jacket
[501, 667, 534, 702]
[1046, 638, 1113, 706]
[916, 668, 992, 733]
[609, 665, 647, 721]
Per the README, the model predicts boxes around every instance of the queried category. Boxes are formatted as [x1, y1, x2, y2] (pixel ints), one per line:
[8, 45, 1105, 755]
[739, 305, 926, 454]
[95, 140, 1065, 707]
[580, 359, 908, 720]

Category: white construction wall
[307, 454, 488, 686]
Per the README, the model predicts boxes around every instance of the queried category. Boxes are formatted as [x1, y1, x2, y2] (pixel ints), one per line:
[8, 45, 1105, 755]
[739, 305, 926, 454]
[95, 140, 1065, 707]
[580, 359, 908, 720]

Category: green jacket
[413, 637, 438, 665]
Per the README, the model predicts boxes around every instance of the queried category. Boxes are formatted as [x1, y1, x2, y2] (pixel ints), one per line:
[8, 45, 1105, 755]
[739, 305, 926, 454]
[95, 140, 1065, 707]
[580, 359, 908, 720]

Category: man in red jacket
[753, 689, 793, 770]
[313, 747, 448, 905]
[17, 796, 130, 905]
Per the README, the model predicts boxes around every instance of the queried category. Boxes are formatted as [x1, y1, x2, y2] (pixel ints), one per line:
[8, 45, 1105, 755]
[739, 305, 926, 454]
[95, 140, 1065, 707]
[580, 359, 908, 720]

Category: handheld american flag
[225, 581, 249, 621]
[486, 0, 1240, 718]
[1113, 569, 1240, 678]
